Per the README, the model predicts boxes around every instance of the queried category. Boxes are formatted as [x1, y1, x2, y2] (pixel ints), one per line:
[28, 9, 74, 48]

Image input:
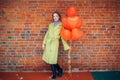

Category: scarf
[54, 20, 60, 27]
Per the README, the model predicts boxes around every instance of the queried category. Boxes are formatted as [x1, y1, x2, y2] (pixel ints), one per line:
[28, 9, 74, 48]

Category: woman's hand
[42, 44, 45, 50]
[68, 47, 71, 53]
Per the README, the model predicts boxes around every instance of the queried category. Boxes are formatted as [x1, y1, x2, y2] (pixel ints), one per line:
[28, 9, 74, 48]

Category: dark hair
[52, 11, 61, 21]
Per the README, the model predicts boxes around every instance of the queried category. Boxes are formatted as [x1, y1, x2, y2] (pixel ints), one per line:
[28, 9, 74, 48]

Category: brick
[0, 0, 119, 72]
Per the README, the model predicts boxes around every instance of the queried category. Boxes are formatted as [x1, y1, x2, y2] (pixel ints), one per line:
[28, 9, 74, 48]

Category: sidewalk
[0, 72, 93, 80]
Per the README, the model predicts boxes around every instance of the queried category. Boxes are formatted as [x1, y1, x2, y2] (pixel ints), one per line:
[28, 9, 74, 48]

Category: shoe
[58, 68, 63, 77]
[54, 64, 63, 77]
[51, 75, 56, 80]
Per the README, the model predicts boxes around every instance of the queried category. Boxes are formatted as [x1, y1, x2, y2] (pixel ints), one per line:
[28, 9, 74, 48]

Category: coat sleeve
[43, 27, 49, 45]
[61, 37, 70, 50]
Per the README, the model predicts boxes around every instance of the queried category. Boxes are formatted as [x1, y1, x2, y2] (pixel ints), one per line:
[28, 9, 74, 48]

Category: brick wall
[0, 0, 120, 72]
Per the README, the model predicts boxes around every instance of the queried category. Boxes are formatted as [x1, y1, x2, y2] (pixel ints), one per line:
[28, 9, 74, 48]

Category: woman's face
[53, 13, 60, 21]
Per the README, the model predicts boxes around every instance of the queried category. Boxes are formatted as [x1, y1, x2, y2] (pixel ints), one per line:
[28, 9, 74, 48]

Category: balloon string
[68, 40, 72, 73]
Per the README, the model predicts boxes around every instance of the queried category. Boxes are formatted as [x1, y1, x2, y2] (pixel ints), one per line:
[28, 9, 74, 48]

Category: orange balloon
[60, 29, 71, 40]
[67, 7, 77, 17]
[76, 19, 82, 29]
[67, 16, 82, 29]
[71, 28, 83, 40]
[62, 18, 72, 30]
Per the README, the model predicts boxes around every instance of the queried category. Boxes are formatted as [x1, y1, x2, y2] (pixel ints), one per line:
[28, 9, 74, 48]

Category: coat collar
[51, 22, 62, 29]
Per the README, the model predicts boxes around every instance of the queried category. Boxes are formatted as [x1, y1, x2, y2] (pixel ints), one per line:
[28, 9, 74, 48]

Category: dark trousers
[51, 63, 63, 79]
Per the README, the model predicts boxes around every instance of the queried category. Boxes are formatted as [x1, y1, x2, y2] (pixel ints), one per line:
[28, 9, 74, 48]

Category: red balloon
[60, 29, 71, 40]
[61, 7, 83, 41]
[67, 7, 77, 17]
[71, 28, 83, 40]
[67, 16, 82, 29]
[76, 19, 82, 29]
[62, 18, 72, 30]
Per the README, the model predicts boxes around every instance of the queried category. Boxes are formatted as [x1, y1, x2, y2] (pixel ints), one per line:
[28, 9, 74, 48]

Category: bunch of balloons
[60, 7, 83, 40]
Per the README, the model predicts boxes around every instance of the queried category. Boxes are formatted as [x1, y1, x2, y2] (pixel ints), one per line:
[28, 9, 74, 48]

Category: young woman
[42, 11, 70, 80]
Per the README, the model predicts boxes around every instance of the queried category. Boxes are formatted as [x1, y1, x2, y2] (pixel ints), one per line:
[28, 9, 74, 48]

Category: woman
[42, 11, 70, 80]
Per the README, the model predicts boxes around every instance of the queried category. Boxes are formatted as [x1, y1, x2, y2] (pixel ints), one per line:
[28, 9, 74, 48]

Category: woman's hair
[52, 11, 61, 21]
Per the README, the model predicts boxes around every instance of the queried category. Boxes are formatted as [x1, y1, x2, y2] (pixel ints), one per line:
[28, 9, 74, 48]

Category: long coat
[42, 22, 70, 64]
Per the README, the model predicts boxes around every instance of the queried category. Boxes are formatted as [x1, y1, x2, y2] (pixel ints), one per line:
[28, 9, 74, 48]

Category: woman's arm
[61, 37, 70, 50]
[42, 26, 50, 50]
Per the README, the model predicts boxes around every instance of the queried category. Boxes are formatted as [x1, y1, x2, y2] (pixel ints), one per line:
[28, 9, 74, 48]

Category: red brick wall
[0, 0, 120, 71]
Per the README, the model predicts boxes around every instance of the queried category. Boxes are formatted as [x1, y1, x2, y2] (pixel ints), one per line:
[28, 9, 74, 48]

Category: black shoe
[51, 75, 56, 80]
[51, 64, 56, 80]
[54, 64, 63, 77]
[58, 68, 63, 77]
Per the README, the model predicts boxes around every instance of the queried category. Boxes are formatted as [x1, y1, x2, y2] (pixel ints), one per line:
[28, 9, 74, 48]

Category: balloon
[67, 7, 77, 17]
[71, 28, 83, 40]
[61, 6, 84, 41]
[62, 18, 72, 30]
[60, 29, 71, 40]
[67, 16, 82, 29]
[76, 19, 82, 29]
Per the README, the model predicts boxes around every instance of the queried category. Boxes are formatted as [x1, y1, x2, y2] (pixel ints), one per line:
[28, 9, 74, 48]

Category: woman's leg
[54, 64, 63, 77]
[51, 64, 56, 80]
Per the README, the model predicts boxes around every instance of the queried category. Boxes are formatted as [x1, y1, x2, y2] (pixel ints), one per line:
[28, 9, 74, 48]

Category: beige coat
[42, 22, 70, 64]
